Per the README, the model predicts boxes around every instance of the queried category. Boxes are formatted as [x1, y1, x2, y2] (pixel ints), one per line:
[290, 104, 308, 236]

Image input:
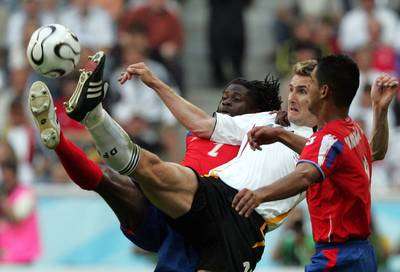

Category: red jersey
[181, 132, 239, 175]
[298, 117, 372, 243]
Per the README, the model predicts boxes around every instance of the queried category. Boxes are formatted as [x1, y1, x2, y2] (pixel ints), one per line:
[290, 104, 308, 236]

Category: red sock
[55, 131, 103, 190]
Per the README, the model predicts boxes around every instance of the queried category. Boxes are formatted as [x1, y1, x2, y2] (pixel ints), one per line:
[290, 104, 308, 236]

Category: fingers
[247, 127, 263, 151]
[232, 189, 252, 211]
[117, 62, 149, 85]
[127, 62, 147, 70]
[376, 74, 398, 89]
[126, 66, 147, 76]
[232, 189, 257, 218]
[118, 72, 130, 84]
[375, 74, 389, 87]
[244, 203, 258, 218]
[232, 188, 247, 207]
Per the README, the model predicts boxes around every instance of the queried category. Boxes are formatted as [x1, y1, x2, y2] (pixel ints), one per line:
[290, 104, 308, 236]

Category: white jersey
[210, 112, 313, 230]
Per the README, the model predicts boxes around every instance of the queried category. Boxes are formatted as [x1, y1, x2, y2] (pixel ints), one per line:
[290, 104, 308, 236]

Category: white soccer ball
[26, 24, 80, 78]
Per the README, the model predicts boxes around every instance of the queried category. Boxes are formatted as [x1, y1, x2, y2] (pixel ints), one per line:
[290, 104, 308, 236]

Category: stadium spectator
[272, 4, 293, 45]
[6, 0, 37, 69]
[312, 17, 340, 56]
[295, 0, 343, 19]
[40, 0, 59, 25]
[60, 0, 116, 59]
[0, 143, 41, 264]
[5, 98, 35, 185]
[274, 19, 321, 77]
[272, 208, 314, 266]
[111, 26, 181, 161]
[93, 0, 124, 20]
[0, 2, 10, 46]
[0, 68, 29, 136]
[207, 0, 252, 87]
[367, 17, 396, 74]
[338, 0, 398, 53]
[120, 0, 185, 92]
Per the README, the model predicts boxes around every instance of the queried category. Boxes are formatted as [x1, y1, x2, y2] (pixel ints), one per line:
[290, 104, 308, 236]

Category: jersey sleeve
[297, 132, 344, 180]
[210, 112, 275, 145]
[210, 112, 254, 145]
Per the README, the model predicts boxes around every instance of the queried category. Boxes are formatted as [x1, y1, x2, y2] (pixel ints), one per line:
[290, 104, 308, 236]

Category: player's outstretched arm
[232, 162, 320, 217]
[119, 62, 216, 138]
[370, 75, 398, 161]
[248, 126, 307, 154]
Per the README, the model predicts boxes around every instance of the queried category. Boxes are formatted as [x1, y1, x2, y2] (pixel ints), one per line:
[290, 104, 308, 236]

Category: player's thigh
[96, 169, 148, 229]
[134, 149, 198, 218]
[121, 202, 168, 252]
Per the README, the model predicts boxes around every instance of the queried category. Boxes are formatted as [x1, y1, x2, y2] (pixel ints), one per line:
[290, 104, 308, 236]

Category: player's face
[308, 68, 324, 116]
[287, 75, 317, 127]
[217, 84, 258, 116]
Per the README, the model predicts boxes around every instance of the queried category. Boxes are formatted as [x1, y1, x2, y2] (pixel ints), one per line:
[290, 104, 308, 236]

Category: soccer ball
[26, 24, 80, 78]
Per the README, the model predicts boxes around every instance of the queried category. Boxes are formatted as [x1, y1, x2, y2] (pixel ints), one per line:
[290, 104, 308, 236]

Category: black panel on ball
[30, 25, 56, 66]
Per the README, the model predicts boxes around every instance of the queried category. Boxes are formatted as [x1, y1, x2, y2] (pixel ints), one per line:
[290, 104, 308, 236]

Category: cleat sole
[29, 81, 60, 149]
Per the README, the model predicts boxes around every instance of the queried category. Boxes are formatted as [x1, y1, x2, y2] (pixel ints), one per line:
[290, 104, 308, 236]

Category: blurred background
[0, 0, 400, 271]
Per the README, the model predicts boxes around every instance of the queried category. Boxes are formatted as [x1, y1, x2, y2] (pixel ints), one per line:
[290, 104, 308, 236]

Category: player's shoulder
[235, 111, 276, 122]
[288, 124, 313, 138]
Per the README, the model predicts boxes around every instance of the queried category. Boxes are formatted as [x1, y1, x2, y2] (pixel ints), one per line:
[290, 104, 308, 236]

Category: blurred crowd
[0, 0, 186, 186]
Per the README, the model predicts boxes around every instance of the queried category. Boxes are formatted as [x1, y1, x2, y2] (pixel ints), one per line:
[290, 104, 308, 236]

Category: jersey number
[243, 261, 252, 272]
[208, 143, 223, 157]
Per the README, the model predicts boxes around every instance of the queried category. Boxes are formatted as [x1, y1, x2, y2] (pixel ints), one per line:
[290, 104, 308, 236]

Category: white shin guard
[84, 106, 140, 176]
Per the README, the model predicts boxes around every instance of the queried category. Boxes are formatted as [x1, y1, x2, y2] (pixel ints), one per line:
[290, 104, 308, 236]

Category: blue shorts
[306, 239, 377, 272]
[121, 202, 199, 272]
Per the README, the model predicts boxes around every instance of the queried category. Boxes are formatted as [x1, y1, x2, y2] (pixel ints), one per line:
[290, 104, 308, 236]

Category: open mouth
[289, 106, 299, 113]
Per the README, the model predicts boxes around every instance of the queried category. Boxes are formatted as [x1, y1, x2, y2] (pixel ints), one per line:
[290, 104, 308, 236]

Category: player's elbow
[297, 168, 318, 189]
[372, 150, 386, 162]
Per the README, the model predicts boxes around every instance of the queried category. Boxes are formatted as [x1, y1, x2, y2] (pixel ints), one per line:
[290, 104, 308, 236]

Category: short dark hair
[316, 54, 360, 108]
[227, 74, 282, 111]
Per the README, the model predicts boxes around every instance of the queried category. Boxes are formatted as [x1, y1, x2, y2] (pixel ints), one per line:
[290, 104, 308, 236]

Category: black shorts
[167, 174, 267, 272]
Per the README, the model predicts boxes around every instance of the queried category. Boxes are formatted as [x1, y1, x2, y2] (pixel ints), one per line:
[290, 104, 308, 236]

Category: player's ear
[320, 84, 329, 99]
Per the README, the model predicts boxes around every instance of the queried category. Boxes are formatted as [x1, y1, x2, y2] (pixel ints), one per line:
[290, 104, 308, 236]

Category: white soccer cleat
[29, 81, 60, 149]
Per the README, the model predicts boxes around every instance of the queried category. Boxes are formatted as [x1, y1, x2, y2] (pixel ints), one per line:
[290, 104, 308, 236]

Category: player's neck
[317, 104, 349, 129]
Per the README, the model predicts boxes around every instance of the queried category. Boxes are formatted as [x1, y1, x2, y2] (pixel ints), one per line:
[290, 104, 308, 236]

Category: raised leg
[29, 81, 147, 230]
[65, 52, 199, 219]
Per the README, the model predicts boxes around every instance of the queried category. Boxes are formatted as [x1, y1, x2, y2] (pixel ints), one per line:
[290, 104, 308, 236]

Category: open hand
[232, 188, 262, 217]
